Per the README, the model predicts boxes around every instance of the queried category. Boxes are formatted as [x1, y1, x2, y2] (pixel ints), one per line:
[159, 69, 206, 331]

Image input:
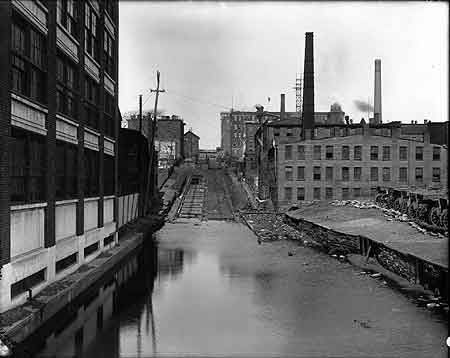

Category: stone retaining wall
[284, 213, 448, 299]
[375, 245, 416, 283]
[284, 215, 360, 255]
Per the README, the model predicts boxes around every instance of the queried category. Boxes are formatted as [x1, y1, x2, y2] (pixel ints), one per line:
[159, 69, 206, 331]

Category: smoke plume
[353, 100, 374, 113]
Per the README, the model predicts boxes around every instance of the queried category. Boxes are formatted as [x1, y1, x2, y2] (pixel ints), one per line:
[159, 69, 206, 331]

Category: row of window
[284, 166, 441, 183]
[10, 127, 114, 204]
[284, 187, 379, 201]
[285, 144, 441, 161]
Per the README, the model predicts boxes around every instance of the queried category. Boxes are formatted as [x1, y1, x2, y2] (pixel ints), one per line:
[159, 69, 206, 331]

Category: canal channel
[17, 216, 447, 357]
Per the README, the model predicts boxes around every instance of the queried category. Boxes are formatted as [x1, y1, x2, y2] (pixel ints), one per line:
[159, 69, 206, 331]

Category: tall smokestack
[374, 59, 382, 124]
[302, 32, 315, 139]
[280, 93, 285, 120]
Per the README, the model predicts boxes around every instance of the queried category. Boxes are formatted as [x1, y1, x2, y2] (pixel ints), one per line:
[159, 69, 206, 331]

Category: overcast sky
[119, 1, 448, 149]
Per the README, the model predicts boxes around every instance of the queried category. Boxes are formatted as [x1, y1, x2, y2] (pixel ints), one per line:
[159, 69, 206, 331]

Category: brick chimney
[374, 59, 382, 124]
[302, 32, 315, 140]
[280, 93, 285, 121]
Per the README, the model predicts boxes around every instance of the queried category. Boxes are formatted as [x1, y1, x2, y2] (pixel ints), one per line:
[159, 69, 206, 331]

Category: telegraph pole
[144, 71, 165, 214]
[138, 94, 143, 134]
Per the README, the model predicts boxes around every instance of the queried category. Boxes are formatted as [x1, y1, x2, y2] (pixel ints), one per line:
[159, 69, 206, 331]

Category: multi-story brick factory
[0, 0, 119, 312]
[252, 32, 448, 210]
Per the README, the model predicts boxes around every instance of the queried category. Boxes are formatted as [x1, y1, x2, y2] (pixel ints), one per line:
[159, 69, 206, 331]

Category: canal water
[22, 220, 447, 357]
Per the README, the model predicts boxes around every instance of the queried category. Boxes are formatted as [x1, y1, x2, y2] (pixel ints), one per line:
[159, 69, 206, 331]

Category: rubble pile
[242, 213, 304, 242]
[330, 200, 448, 239]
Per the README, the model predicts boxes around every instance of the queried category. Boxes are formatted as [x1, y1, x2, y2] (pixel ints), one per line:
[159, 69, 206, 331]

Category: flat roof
[286, 202, 448, 269]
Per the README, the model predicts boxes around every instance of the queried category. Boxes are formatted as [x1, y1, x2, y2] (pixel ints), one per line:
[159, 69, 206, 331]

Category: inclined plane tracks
[177, 175, 206, 219]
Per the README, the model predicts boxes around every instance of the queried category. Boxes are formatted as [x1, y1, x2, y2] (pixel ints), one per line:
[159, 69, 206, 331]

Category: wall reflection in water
[18, 240, 191, 358]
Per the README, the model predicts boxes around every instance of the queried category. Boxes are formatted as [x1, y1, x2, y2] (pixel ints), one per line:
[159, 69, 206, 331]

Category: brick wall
[277, 133, 448, 208]
[156, 119, 184, 159]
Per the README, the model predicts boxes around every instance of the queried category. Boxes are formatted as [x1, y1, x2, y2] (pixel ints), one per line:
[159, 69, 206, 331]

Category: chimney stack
[302, 32, 315, 140]
[280, 93, 285, 120]
[374, 59, 382, 124]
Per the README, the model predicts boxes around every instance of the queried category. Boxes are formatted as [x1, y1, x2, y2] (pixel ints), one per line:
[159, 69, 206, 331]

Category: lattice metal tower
[294, 74, 303, 113]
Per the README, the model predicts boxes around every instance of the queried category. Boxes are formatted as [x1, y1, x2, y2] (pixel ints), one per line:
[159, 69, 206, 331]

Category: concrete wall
[276, 134, 448, 208]
[117, 193, 139, 229]
[0, 198, 118, 313]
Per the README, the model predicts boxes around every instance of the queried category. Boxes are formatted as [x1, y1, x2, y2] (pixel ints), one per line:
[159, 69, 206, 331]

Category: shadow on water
[14, 234, 189, 358]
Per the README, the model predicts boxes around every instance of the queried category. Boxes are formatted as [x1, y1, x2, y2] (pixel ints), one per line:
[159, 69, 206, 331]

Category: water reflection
[18, 221, 448, 358]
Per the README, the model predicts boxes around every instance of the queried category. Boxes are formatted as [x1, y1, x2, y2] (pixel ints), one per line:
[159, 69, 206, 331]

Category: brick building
[155, 115, 184, 167]
[184, 130, 199, 162]
[221, 105, 345, 161]
[274, 122, 448, 209]
[0, 0, 119, 312]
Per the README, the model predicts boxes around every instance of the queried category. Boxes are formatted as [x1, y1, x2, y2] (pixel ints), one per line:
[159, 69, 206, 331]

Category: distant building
[256, 119, 448, 209]
[184, 130, 200, 161]
[220, 105, 345, 160]
[155, 115, 185, 167]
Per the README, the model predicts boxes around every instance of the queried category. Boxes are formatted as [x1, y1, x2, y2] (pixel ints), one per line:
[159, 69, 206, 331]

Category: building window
[284, 187, 292, 201]
[313, 145, 321, 160]
[313, 188, 321, 200]
[104, 92, 115, 138]
[382, 146, 391, 161]
[325, 187, 333, 200]
[352, 167, 361, 181]
[285, 145, 292, 160]
[84, 149, 99, 197]
[399, 146, 408, 161]
[56, 53, 78, 119]
[56, 140, 78, 200]
[11, 17, 47, 105]
[57, 0, 78, 39]
[286, 128, 293, 137]
[11, 268, 46, 299]
[342, 188, 349, 199]
[313, 166, 321, 181]
[370, 187, 378, 197]
[415, 146, 423, 161]
[85, 3, 99, 61]
[104, 155, 115, 196]
[353, 145, 362, 161]
[10, 127, 46, 204]
[104, 30, 115, 78]
[382, 167, 391, 182]
[325, 145, 334, 159]
[285, 166, 293, 181]
[370, 167, 378, 181]
[325, 167, 333, 181]
[297, 145, 305, 160]
[85, 75, 100, 130]
[342, 146, 349, 160]
[342, 167, 349, 181]
[433, 147, 441, 161]
[432, 168, 441, 182]
[370, 146, 378, 160]
[297, 166, 305, 181]
[274, 130, 280, 137]
[415, 167, 423, 183]
[399, 167, 408, 182]
[353, 188, 361, 198]
[297, 187, 305, 201]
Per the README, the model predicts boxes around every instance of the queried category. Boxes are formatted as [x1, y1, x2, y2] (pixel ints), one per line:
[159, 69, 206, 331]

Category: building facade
[221, 106, 345, 161]
[276, 124, 448, 209]
[184, 130, 199, 162]
[155, 115, 184, 167]
[0, 0, 119, 312]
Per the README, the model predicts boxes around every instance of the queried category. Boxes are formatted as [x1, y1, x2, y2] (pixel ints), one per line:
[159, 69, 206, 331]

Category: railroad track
[177, 175, 206, 218]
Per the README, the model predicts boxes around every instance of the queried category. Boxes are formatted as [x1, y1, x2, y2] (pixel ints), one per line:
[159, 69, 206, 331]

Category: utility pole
[144, 71, 165, 214]
[138, 94, 143, 134]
